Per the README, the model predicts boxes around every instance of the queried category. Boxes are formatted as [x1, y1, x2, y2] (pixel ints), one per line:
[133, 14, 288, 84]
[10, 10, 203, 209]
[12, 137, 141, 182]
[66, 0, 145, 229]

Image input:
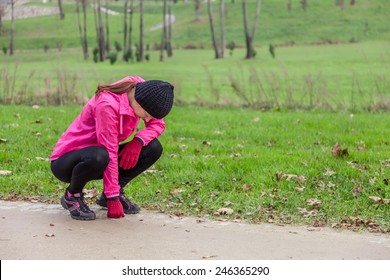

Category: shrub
[107, 52, 118, 65]
[114, 41, 122, 52]
[123, 48, 133, 62]
[92, 47, 99, 63]
[227, 41, 236, 56]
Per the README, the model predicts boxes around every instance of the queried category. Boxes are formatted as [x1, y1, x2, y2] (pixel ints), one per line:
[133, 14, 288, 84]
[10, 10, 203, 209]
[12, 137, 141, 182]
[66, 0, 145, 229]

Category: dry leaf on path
[202, 255, 218, 259]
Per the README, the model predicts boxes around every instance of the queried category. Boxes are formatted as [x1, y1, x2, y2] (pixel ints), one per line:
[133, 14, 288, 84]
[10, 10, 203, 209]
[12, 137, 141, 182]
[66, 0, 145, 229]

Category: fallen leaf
[307, 198, 322, 207]
[215, 208, 234, 215]
[356, 143, 366, 151]
[331, 143, 348, 157]
[170, 187, 183, 196]
[35, 157, 49, 161]
[0, 170, 12, 175]
[202, 140, 211, 146]
[276, 172, 306, 183]
[84, 187, 100, 199]
[297, 207, 318, 217]
[230, 153, 241, 158]
[202, 255, 218, 259]
[352, 185, 362, 195]
[242, 184, 253, 192]
[324, 168, 336, 176]
[369, 196, 390, 204]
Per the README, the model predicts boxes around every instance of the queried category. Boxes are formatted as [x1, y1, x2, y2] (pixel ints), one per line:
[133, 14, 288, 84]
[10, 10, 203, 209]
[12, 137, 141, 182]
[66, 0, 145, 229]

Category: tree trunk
[195, 0, 201, 22]
[220, 0, 225, 59]
[123, 0, 129, 60]
[160, 0, 167, 62]
[76, 1, 87, 60]
[96, 0, 105, 61]
[58, 0, 65, 20]
[9, 0, 15, 55]
[207, 0, 220, 59]
[75, 0, 88, 60]
[287, 0, 292, 11]
[138, 0, 144, 62]
[242, 0, 262, 59]
[0, 7, 4, 36]
[105, 0, 110, 53]
[82, 1, 88, 59]
[128, 0, 134, 61]
[167, 0, 173, 57]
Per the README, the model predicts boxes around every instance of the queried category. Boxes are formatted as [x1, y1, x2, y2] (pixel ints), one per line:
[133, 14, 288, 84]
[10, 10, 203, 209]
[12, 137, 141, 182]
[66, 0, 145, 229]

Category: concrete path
[0, 200, 389, 260]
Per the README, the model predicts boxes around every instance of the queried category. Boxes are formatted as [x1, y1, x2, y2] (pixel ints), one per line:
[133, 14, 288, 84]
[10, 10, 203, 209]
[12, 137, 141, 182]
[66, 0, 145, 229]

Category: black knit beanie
[135, 80, 174, 119]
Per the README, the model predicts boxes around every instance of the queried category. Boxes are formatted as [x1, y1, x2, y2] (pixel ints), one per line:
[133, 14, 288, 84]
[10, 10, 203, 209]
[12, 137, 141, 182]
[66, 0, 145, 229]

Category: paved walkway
[0, 200, 389, 260]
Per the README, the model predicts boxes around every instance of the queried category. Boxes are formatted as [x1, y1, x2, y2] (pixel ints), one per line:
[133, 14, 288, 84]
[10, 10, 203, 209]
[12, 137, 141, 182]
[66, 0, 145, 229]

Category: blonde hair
[95, 80, 137, 96]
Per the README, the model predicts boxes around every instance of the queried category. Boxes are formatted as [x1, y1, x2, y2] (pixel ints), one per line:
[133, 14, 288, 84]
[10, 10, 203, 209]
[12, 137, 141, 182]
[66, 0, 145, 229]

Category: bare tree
[220, 0, 225, 58]
[287, 0, 292, 11]
[76, 0, 88, 60]
[207, 0, 220, 59]
[128, 0, 134, 61]
[160, 0, 168, 62]
[138, 0, 144, 61]
[166, 0, 173, 57]
[96, 0, 105, 61]
[300, 0, 308, 12]
[58, 0, 65, 20]
[0, 4, 6, 36]
[105, 0, 110, 52]
[195, 0, 201, 22]
[242, 0, 262, 59]
[335, 0, 345, 10]
[123, 0, 129, 60]
[9, 0, 15, 55]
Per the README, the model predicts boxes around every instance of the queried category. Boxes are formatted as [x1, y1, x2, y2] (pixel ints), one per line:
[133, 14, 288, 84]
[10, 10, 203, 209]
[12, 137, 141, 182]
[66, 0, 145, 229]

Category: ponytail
[95, 80, 137, 96]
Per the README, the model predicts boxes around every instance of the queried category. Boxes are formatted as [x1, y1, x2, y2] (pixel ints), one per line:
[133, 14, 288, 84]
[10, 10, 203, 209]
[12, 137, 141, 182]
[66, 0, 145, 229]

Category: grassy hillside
[0, 0, 389, 51]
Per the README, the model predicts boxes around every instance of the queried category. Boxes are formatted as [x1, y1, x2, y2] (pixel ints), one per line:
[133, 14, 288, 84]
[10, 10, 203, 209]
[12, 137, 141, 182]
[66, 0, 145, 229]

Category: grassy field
[0, 105, 389, 232]
[1, 42, 390, 111]
[1, 0, 389, 50]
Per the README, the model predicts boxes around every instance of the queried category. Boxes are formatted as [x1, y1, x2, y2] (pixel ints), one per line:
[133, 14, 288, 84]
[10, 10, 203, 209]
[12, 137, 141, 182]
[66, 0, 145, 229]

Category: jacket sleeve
[95, 98, 121, 198]
[134, 118, 166, 146]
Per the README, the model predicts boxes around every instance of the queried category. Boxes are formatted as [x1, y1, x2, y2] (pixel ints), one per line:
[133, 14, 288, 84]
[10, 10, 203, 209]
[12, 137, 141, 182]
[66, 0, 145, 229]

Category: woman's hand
[107, 198, 125, 218]
[119, 138, 143, 170]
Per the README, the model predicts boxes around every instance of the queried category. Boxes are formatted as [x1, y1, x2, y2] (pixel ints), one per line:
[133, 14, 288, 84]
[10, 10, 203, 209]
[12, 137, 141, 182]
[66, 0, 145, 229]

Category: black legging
[51, 139, 162, 194]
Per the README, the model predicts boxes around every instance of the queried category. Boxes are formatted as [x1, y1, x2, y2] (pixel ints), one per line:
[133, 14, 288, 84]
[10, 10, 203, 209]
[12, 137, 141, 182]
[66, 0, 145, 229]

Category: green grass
[1, 0, 389, 51]
[0, 105, 389, 232]
[1, 42, 390, 111]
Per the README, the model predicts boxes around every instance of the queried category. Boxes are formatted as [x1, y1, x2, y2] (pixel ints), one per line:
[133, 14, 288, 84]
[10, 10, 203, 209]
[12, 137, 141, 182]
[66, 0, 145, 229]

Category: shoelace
[74, 194, 92, 213]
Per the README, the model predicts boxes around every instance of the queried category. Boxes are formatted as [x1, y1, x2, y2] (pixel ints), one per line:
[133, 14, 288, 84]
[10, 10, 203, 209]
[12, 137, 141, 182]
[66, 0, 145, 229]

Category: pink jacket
[50, 76, 166, 198]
